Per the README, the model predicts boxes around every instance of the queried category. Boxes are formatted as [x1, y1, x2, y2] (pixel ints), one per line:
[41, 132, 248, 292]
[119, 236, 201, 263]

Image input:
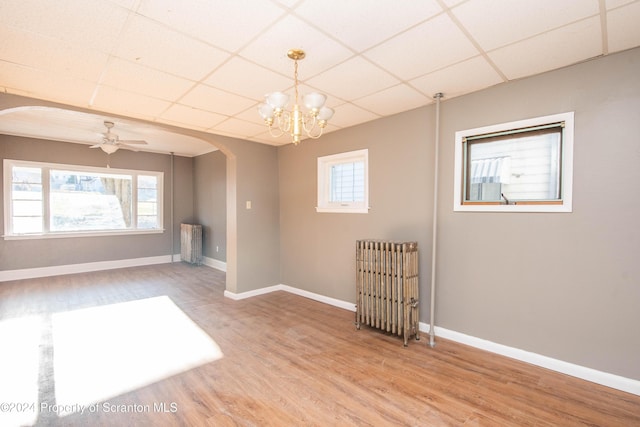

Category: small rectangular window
[317, 149, 369, 213]
[330, 162, 365, 203]
[454, 112, 574, 212]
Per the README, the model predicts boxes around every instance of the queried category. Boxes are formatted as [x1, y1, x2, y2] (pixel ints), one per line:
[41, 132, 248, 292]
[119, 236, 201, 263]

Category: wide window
[4, 160, 163, 239]
[454, 112, 574, 212]
[317, 149, 369, 213]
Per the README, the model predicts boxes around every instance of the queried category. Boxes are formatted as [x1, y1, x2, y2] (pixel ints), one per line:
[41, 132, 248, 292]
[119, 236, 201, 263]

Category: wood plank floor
[0, 263, 638, 426]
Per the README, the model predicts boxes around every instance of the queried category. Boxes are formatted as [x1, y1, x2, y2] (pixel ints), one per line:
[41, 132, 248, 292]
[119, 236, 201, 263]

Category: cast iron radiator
[355, 240, 419, 346]
[180, 223, 203, 265]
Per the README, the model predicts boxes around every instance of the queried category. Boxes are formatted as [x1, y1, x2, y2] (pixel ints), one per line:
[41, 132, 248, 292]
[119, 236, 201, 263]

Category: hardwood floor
[0, 263, 638, 426]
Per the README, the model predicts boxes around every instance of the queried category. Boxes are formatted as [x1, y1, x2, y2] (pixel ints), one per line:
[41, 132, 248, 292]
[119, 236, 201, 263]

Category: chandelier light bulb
[265, 92, 289, 110]
[303, 92, 326, 113]
[317, 106, 334, 122]
[258, 103, 275, 120]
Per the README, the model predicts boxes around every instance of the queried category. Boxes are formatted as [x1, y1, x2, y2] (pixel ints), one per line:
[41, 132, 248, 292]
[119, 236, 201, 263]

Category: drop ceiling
[1, 0, 639, 156]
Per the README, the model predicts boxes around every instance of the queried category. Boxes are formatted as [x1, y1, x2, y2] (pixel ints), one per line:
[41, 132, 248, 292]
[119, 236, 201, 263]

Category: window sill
[3, 229, 164, 240]
[316, 206, 370, 214]
[454, 202, 571, 213]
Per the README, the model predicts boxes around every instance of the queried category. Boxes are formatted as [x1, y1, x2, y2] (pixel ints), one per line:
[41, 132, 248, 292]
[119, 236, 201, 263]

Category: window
[137, 175, 159, 229]
[4, 159, 163, 239]
[317, 149, 369, 213]
[454, 112, 574, 212]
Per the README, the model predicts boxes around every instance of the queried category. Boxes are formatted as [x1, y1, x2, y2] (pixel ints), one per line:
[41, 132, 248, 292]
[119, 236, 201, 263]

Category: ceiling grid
[0, 0, 638, 154]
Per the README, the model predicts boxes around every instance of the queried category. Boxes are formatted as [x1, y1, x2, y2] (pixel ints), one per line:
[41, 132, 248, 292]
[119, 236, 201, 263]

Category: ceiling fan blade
[118, 144, 140, 152]
[119, 140, 147, 145]
[89, 144, 102, 148]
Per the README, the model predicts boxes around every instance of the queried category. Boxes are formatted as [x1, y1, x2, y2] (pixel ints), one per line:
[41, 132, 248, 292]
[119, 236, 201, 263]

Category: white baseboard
[225, 283, 640, 397]
[170, 254, 226, 272]
[202, 256, 226, 272]
[418, 322, 640, 397]
[0, 254, 227, 282]
[224, 284, 355, 311]
[224, 285, 281, 300]
[0, 255, 173, 282]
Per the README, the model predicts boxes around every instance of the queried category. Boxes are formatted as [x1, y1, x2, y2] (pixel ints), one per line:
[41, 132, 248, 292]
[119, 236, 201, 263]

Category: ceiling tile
[353, 84, 431, 116]
[410, 56, 504, 99]
[489, 16, 602, 80]
[159, 104, 227, 130]
[0, 0, 131, 53]
[0, 26, 109, 82]
[249, 131, 288, 146]
[235, 105, 270, 128]
[294, 0, 442, 51]
[607, 1, 640, 53]
[254, 131, 295, 146]
[113, 15, 231, 81]
[180, 85, 256, 116]
[441, 0, 466, 7]
[328, 103, 380, 128]
[136, 0, 285, 52]
[213, 117, 267, 138]
[90, 85, 172, 120]
[364, 13, 479, 80]
[0, 62, 96, 106]
[306, 56, 400, 100]
[100, 58, 195, 102]
[239, 15, 353, 78]
[605, 0, 637, 9]
[204, 56, 293, 100]
[271, 0, 298, 7]
[109, 0, 139, 9]
[452, 0, 600, 51]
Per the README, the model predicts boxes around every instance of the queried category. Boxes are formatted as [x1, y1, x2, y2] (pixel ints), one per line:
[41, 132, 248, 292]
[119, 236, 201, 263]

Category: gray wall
[194, 150, 226, 262]
[278, 47, 640, 380]
[279, 108, 434, 306]
[224, 138, 280, 293]
[436, 47, 640, 380]
[0, 135, 194, 270]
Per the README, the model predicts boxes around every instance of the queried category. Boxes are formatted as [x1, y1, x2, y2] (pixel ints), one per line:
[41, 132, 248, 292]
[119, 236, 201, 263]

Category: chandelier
[258, 49, 334, 145]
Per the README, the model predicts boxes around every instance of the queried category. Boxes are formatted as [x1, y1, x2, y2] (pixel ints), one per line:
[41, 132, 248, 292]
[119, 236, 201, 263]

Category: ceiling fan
[90, 120, 147, 154]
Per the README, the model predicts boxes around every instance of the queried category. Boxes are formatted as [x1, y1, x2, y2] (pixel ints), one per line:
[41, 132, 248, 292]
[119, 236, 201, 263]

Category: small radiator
[355, 240, 419, 346]
[180, 223, 202, 265]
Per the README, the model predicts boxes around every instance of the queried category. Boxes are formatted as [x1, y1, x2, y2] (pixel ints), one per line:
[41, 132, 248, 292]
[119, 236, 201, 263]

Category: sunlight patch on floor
[0, 316, 41, 427]
[52, 296, 223, 415]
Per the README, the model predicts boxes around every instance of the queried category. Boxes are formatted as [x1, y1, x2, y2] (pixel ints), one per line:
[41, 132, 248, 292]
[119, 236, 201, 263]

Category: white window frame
[3, 159, 164, 240]
[453, 112, 574, 213]
[317, 149, 369, 214]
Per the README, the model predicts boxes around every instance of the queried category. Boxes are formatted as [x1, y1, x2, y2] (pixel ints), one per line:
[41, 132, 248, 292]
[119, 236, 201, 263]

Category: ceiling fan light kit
[90, 120, 148, 154]
[258, 49, 334, 145]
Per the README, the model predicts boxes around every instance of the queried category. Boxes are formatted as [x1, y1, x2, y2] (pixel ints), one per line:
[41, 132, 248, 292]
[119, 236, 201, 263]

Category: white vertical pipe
[430, 93, 443, 348]
[170, 152, 174, 263]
